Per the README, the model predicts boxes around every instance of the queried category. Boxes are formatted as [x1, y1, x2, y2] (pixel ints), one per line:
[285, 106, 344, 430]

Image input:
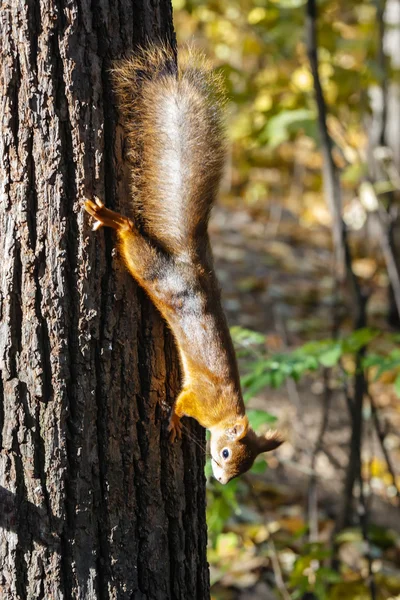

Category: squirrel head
[209, 415, 283, 484]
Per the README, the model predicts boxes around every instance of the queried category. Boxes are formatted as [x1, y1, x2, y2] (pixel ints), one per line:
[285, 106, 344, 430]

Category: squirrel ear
[226, 416, 249, 441]
[256, 430, 284, 454]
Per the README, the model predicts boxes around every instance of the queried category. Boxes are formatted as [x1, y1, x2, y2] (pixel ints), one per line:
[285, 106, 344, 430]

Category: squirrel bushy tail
[112, 45, 226, 254]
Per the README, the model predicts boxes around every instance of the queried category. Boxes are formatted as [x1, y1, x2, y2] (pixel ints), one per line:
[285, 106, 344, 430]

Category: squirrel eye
[221, 448, 230, 460]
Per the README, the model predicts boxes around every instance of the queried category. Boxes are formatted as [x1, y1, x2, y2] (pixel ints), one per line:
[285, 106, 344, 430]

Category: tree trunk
[0, 1, 209, 599]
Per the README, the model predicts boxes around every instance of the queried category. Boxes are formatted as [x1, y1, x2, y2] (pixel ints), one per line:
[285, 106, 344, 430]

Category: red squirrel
[85, 45, 282, 484]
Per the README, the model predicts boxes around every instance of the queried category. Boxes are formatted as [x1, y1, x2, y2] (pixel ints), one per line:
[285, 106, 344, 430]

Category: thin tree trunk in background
[306, 0, 369, 535]
[0, 1, 209, 599]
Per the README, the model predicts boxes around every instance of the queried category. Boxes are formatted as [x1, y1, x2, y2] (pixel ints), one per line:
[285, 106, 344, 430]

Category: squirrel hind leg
[84, 197, 170, 296]
[84, 198, 134, 232]
[168, 411, 183, 443]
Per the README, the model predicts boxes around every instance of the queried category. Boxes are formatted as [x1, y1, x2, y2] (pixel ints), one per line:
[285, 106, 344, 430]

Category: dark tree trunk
[0, 1, 209, 598]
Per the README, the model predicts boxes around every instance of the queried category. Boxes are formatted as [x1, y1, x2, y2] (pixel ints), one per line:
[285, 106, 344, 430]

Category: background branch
[305, 3, 375, 597]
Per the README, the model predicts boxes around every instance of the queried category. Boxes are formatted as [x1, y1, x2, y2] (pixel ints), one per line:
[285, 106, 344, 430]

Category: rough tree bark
[0, 1, 209, 599]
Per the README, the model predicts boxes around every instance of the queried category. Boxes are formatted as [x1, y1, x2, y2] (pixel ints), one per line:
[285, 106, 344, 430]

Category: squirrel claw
[168, 414, 182, 443]
[84, 199, 102, 221]
[92, 220, 103, 231]
[84, 198, 132, 231]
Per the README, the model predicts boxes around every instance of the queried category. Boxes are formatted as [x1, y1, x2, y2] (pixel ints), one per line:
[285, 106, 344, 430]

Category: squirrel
[85, 45, 283, 484]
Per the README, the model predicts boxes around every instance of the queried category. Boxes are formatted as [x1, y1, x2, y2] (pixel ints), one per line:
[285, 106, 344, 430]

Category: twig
[308, 369, 333, 542]
[335, 351, 368, 529]
[268, 536, 292, 600]
[362, 167, 400, 318]
[305, 0, 345, 279]
[294, 429, 344, 471]
[277, 458, 332, 479]
[266, 202, 283, 238]
[305, 6, 375, 598]
[338, 361, 355, 414]
[376, 212, 400, 317]
[273, 307, 302, 412]
[306, 0, 369, 522]
[358, 398, 377, 600]
[375, 0, 389, 149]
[306, 1, 366, 325]
[243, 475, 292, 600]
[321, 447, 344, 471]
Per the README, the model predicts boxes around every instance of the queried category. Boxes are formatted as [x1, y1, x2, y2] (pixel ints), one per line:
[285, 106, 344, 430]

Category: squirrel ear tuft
[256, 430, 284, 454]
[226, 416, 249, 441]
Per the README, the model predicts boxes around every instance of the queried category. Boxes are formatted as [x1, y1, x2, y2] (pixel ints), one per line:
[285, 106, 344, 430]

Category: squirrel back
[112, 45, 226, 254]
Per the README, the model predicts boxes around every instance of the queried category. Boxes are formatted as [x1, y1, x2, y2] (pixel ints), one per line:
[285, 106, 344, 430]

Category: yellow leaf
[279, 516, 306, 534]
[216, 532, 240, 558]
[330, 581, 373, 599]
[254, 91, 273, 112]
[352, 258, 377, 279]
[291, 67, 313, 91]
[370, 457, 387, 478]
[248, 7, 267, 25]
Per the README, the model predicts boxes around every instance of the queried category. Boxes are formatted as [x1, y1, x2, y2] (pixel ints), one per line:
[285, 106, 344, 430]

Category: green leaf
[368, 524, 398, 549]
[394, 374, 400, 397]
[243, 371, 274, 401]
[250, 459, 267, 474]
[362, 353, 385, 369]
[314, 580, 327, 600]
[216, 532, 239, 554]
[230, 326, 266, 346]
[342, 328, 379, 353]
[301, 542, 332, 560]
[270, 368, 285, 388]
[318, 344, 342, 367]
[316, 567, 342, 584]
[205, 457, 213, 479]
[374, 354, 400, 379]
[248, 409, 278, 431]
[335, 527, 362, 544]
[342, 162, 367, 185]
[330, 581, 377, 600]
[261, 109, 316, 147]
[278, 0, 306, 7]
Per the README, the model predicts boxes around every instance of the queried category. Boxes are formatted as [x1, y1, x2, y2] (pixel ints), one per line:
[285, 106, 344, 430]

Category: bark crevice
[9, 240, 23, 380]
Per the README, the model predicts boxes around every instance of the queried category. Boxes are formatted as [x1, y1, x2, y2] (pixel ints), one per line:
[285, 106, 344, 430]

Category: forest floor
[208, 204, 400, 600]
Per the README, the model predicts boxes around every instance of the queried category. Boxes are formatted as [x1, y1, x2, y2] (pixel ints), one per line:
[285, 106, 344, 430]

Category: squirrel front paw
[84, 197, 134, 232]
[168, 412, 183, 443]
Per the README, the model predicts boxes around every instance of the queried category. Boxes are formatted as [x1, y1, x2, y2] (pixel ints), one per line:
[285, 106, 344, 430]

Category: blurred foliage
[172, 0, 400, 598]
[173, 0, 383, 225]
[206, 326, 400, 599]
[232, 326, 400, 400]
